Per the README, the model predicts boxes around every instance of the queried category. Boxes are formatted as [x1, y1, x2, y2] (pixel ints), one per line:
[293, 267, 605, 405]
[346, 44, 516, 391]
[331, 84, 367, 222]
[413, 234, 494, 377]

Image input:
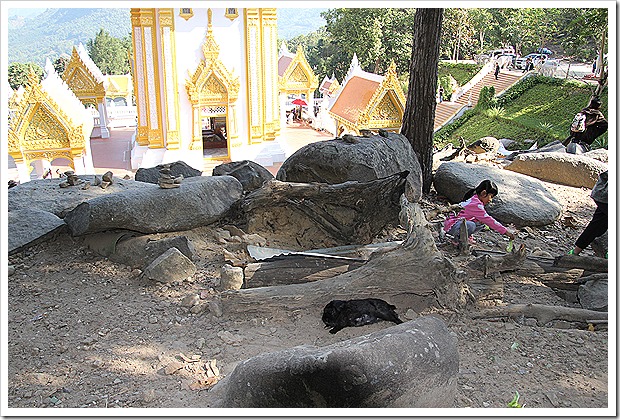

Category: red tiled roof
[330, 76, 380, 123]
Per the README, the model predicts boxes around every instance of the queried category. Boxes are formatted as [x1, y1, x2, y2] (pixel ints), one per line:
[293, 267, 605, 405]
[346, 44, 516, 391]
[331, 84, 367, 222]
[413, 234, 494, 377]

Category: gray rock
[433, 162, 561, 227]
[220, 264, 244, 290]
[111, 235, 196, 269]
[578, 278, 608, 312]
[212, 160, 274, 193]
[64, 176, 243, 235]
[468, 136, 500, 154]
[8, 176, 149, 218]
[584, 148, 608, 163]
[135, 161, 202, 184]
[504, 152, 607, 189]
[142, 247, 197, 283]
[591, 232, 608, 258]
[208, 316, 458, 408]
[8, 209, 67, 255]
[276, 132, 423, 202]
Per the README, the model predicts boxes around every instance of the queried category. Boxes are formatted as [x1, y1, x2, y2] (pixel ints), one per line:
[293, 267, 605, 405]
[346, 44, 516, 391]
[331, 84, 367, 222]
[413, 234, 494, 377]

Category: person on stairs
[494, 62, 500, 80]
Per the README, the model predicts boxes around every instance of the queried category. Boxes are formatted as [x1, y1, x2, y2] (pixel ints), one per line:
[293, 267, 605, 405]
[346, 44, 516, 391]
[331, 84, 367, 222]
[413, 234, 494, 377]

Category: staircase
[202, 157, 231, 175]
[434, 69, 527, 131]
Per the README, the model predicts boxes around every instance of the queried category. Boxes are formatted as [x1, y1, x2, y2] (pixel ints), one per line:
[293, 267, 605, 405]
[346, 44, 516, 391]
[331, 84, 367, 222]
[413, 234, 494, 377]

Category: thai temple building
[62, 43, 111, 138]
[325, 54, 406, 136]
[8, 60, 95, 183]
[129, 7, 285, 171]
[277, 42, 319, 127]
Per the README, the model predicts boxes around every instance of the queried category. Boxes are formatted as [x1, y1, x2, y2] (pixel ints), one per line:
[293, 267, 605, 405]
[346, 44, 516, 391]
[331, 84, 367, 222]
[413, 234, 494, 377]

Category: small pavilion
[8, 60, 95, 183]
[62, 43, 110, 138]
[328, 55, 406, 136]
[277, 42, 319, 126]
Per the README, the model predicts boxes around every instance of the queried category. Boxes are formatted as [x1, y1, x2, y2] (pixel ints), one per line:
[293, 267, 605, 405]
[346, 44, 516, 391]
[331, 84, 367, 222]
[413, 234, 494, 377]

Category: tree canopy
[8, 62, 43, 90]
[86, 29, 132, 75]
[282, 7, 607, 83]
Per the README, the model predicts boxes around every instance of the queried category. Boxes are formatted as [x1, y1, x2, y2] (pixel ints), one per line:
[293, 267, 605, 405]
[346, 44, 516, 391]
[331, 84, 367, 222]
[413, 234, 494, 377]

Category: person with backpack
[563, 97, 608, 153]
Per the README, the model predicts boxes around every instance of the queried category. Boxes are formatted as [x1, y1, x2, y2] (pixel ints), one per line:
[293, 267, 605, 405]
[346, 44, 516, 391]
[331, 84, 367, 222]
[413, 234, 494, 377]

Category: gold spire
[202, 8, 220, 60]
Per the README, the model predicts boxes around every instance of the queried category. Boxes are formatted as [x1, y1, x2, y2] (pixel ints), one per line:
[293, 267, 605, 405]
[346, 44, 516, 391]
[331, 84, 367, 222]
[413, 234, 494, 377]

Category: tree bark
[473, 303, 607, 327]
[400, 8, 443, 193]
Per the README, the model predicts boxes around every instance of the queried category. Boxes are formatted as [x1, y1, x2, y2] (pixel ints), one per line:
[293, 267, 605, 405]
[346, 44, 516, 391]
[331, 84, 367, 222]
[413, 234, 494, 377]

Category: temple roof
[328, 57, 405, 130]
[329, 76, 380, 124]
[42, 58, 94, 133]
[76, 43, 107, 88]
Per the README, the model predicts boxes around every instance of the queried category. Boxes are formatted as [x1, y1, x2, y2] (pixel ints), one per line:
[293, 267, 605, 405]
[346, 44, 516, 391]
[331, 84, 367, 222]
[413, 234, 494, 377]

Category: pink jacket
[444, 194, 508, 234]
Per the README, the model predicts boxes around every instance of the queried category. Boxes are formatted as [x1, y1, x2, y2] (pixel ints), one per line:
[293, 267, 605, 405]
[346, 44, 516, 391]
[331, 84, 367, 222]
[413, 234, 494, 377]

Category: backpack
[570, 112, 586, 133]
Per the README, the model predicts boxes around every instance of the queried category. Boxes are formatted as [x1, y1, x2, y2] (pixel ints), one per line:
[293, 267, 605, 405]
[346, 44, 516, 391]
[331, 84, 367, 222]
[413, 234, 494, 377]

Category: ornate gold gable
[186, 10, 239, 105]
[278, 45, 319, 92]
[62, 46, 106, 104]
[357, 62, 406, 131]
[9, 71, 87, 169]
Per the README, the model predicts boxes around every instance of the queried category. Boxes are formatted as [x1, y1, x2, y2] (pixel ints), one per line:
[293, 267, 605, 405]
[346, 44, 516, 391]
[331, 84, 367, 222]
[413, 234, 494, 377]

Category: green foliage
[484, 106, 505, 120]
[508, 391, 523, 408]
[476, 86, 497, 110]
[53, 55, 70, 77]
[321, 8, 416, 80]
[438, 75, 455, 98]
[86, 29, 131, 75]
[438, 62, 483, 86]
[8, 62, 43, 90]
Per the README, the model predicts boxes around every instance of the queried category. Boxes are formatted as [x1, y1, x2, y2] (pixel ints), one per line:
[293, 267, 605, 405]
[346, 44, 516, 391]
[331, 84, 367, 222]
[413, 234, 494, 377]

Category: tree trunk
[595, 30, 607, 97]
[400, 8, 443, 193]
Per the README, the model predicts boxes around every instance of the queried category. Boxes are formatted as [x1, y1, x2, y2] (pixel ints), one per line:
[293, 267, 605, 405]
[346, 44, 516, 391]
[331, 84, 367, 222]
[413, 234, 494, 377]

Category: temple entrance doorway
[200, 107, 228, 158]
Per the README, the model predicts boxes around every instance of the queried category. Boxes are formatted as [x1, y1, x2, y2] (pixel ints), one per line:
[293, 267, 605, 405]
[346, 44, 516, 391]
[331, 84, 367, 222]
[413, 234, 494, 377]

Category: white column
[98, 101, 110, 138]
[16, 162, 32, 184]
[73, 157, 86, 175]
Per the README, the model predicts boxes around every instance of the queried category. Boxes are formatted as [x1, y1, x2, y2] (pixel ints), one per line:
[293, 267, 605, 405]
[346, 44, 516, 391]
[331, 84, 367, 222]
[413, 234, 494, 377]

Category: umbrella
[292, 98, 307, 106]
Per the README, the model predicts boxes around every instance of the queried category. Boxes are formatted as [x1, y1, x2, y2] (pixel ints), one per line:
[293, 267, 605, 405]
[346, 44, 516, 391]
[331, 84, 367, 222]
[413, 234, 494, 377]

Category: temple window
[179, 8, 193, 20]
[225, 8, 238, 21]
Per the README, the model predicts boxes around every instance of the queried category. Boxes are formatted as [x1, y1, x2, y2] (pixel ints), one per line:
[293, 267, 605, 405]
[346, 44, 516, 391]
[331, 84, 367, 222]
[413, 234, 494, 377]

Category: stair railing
[449, 60, 495, 103]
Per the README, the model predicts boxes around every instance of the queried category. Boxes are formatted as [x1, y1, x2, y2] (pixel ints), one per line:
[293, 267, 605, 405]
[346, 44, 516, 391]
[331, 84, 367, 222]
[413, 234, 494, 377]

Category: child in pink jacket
[444, 179, 515, 244]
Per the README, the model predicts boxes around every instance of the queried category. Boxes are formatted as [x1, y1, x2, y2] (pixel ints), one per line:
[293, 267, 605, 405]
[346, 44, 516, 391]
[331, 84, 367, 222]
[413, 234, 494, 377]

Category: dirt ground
[5, 179, 611, 413]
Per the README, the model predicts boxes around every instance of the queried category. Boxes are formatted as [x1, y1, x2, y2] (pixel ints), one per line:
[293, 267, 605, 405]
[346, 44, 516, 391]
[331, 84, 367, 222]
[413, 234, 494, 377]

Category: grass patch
[439, 62, 483, 86]
[435, 76, 608, 149]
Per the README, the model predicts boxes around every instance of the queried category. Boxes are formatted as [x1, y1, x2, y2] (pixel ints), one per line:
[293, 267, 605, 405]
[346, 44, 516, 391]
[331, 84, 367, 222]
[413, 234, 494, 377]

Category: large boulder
[208, 316, 458, 408]
[8, 176, 149, 218]
[64, 176, 243, 236]
[578, 278, 608, 312]
[8, 209, 66, 255]
[584, 148, 608, 163]
[212, 160, 274, 193]
[135, 161, 202, 184]
[433, 162, 562, 227]
[276, 132, 423, 202]
[504, 152, 607, 188]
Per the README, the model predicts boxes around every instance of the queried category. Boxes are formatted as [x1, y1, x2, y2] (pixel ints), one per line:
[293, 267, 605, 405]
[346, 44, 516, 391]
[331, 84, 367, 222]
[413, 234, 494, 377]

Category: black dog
[322, 298, 403, 334]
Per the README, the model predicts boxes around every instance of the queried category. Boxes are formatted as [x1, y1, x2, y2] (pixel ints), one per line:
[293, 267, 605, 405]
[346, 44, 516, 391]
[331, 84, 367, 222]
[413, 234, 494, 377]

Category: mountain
[277, 8, 328, 40]
[7, 7, 329, 66]
[7, 8, 132, 65]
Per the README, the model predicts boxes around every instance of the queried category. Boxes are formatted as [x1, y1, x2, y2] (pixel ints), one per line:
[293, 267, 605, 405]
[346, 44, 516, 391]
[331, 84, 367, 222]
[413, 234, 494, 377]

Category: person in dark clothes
[494, 62, 500, 80]
[569, 170, 608, 257]
[563, 97, 608, 152]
